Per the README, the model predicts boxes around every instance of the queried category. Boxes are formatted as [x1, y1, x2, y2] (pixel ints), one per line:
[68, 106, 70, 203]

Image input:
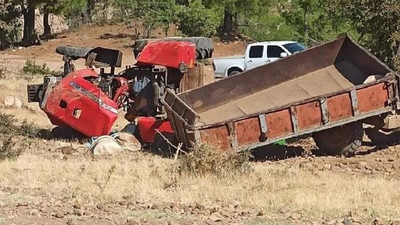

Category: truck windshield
[283, 43, 306, 54]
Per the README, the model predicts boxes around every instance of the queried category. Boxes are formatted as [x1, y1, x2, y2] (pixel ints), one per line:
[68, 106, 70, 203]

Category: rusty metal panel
[296, 101, 322, 130]
[327, 93, 352, 122]
[200, 126, 231, 151]
[235, 117, 261, 147]
[357, 83, 389, 113]
[266, 109, 293, 138]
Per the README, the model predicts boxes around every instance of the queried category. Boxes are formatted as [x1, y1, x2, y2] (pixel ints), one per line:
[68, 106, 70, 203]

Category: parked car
[213, 41, 306, 78]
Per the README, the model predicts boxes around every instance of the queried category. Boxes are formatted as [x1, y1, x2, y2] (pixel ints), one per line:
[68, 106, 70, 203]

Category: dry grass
[0, 148, 399, 223]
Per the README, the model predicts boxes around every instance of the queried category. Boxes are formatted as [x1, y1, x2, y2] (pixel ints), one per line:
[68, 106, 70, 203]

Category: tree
[202, 0, 259, 38]
[20, 0, 38, 46]
[176, 0, 220, 37]
[114, 0, 176, 38]
[42, 0, 64, 37]
[0, 1, 21, 49]
[333, 0, 400, 69]
[280, 0, 356, 44]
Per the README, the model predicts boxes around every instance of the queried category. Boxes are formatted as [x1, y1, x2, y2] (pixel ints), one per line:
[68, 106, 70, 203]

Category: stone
[256, 210, 265, 216]
[323, 164, 332, 170]
[13, 97, 22, 108]
[91, 136, 124, 155]
[29, 209, 40, 216]
[73, 208, 83, 216]
[3, 96, 22, 108]
[4, 96, 15, 107]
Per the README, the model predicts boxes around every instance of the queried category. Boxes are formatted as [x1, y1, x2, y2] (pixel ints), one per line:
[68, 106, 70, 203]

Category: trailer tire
[312, 122, 363, 156]
[365, 128, 400, 145]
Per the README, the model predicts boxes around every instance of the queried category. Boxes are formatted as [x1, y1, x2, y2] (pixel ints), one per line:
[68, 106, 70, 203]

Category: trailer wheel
[312, 122, 363, 156]
[365, 128, 400, 145]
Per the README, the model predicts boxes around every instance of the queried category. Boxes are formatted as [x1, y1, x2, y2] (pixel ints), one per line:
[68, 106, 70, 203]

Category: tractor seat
[56, 46, 93, 60]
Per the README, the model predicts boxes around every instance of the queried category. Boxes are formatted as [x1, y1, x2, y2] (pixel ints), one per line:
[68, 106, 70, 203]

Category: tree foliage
[176, 0, 220, 37]
[0, 1, 21, 49]
[333, 0, 400, 69]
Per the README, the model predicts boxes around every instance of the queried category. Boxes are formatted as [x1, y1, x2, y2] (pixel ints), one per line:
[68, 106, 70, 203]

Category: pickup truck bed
[162, 35, 399, 152]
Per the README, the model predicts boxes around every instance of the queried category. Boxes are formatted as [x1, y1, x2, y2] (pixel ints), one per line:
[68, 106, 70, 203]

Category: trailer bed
[162, 35, 399, 151]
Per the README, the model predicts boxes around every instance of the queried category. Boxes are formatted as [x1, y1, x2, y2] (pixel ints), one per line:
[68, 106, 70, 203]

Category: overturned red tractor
[27, 37, 214, 145]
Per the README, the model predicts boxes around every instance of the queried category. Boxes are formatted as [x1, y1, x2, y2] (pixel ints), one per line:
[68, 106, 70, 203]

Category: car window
[249, 45, 264, 58]
[267, 46, 285, 58]
[283, 43, 306, 54]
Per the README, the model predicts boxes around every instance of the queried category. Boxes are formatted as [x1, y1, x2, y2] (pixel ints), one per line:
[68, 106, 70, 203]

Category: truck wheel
[228, 70, 242, 76]
[312, 122, 363, 156]
[365, 128, 400, 145]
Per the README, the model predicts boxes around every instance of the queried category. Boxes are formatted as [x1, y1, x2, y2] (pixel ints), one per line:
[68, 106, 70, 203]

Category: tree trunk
[222, 6, 234, 35]
[43, 9, 51, 37]
[22, 2, 36, 46]
[83, 0, 96, 24]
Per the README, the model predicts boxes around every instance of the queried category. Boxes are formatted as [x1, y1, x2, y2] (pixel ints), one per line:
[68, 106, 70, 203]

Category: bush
[176, 0, 220, 37]
[0, 113, 15, 134]
[177, 144, 251, 177]
[22, 59, 51, 75]
[0, 136, 22, 161]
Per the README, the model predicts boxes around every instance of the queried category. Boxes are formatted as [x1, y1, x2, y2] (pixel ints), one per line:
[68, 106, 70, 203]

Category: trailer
[162, 34, 400, 156]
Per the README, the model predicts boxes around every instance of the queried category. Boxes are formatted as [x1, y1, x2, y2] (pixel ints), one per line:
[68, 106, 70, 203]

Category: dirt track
[1, 24, 400, 224]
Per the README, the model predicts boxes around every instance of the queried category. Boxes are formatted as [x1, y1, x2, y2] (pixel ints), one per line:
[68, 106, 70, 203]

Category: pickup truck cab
[213, 41, 306, 78]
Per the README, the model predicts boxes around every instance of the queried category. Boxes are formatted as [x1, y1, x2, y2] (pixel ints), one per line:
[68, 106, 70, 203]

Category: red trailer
[162, 35, 400, 156]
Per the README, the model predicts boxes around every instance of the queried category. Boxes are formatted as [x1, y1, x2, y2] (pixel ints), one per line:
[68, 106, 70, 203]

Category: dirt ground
[1, 24, 400, 225]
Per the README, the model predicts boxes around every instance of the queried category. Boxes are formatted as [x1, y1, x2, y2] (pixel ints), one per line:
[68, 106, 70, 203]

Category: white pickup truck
[213, 41, 306, 78]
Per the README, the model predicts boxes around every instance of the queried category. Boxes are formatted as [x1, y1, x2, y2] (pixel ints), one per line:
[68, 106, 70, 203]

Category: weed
[177, 144, 251, 178]
[0, 136, 22, 161]
[90, 165, 116, 193]
[18, 119, 40, 138]
[22, 59, 51, 76]
[0, 113, 40, 138]
[0, 113, 16, 134]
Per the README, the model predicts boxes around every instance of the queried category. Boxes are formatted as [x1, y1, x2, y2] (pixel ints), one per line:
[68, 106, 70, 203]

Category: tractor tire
[312, 122, 363, 156]
[365, 128, 400, 145]
[133, 37, 214, 59]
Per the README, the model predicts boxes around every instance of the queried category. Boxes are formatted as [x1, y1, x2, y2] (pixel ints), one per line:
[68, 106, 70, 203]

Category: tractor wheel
[312, 122, 363, 156]
[365, 128, 400, 145]
[133, 37, 214, 59]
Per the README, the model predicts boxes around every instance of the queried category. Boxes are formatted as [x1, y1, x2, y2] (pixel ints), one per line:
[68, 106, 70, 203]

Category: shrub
[22, 59, 51, 75]
[177, 144, 251, 177]
[0, 136, 22, 161]
[0, 113, 15, 134]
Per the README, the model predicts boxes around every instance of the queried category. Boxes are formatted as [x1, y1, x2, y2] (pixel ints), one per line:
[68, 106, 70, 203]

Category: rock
[288, 212, 302, 220]
[59, 146, 74, 155]
[358, 162, 368, 169]
[390, 220, 400, 225]
[343, 217, 353, 225]
[3, 96, 22, 108]
[14, 97, 22, 108]
[209, 213, 223, 222]
[73, 208, 83, 216]
[118, 132, 141, 151]
[55, 211, 64, 218]
[91, 136, 124, 155]
[256, 210, 265, 216]
[4, 96, 15, 107]
[323, 164, 332, 170]
[29, 209, 40, 216]
[66, 219, 78, 225]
